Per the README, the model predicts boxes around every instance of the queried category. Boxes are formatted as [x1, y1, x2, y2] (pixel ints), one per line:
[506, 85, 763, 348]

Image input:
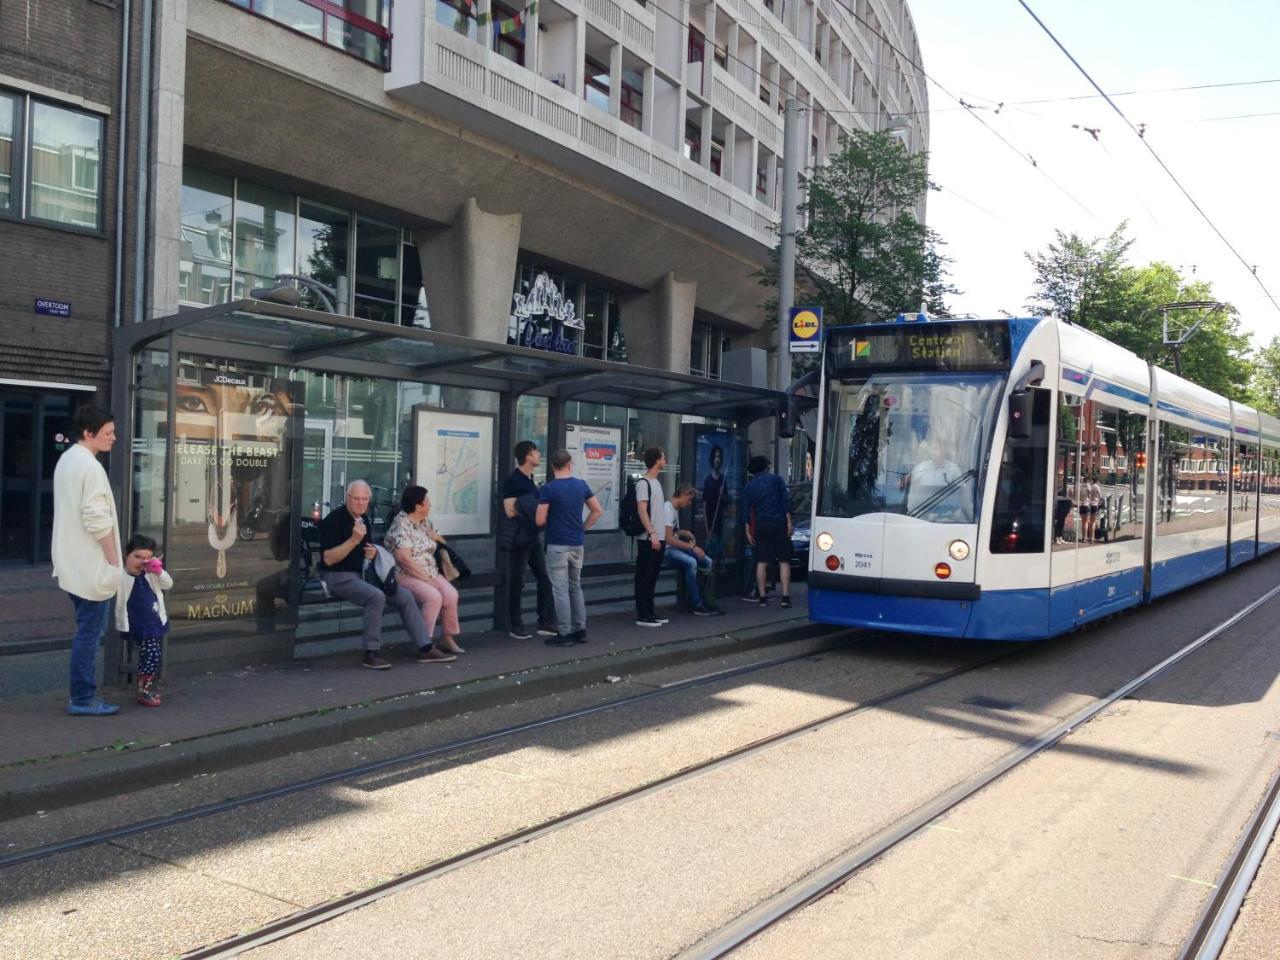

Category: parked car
[789, 482, 812, 580]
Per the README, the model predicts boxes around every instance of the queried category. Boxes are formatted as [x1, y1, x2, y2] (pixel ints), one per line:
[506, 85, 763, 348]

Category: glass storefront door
[0, 390, 75, 564]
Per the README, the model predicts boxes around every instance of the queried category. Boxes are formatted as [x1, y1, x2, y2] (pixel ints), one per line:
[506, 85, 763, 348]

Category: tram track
[164, 646, 1013, 959]
[1, 631, 873, 871]
[1178, 763, 1280, 960]
[675, 582, 1280, 959]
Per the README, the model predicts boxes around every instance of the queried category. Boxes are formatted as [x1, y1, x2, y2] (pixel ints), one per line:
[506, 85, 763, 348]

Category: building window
[233, 0, 392, 69]
[179, 169, 234, 306]
[684, 121, 701, 163]
[756, 165, 768, 200]
[584, 56, 611, 113]
[2, 96, 105, 230]
[0, 91, 16, 214]
[689, 319, 725, 378]
[621, 70, 644, 129]
[491, 1, 526, 66]
[401, 239, 429, 328]
[712, 42, 728, 69]
[179, 167, 429, 326]
[709, 139, 724, 177]
[354, 216, 400, 324]
[687, 27, 705, 64]
[233, 181, 296, 299]
[435, 0, 479, 41]
[509, 262, 627, 361]
[298, 200, 350, 311]
[696, 321, 727, 378]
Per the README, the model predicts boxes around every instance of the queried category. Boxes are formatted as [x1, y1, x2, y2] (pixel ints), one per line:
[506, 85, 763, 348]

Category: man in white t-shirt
[663, 484, 722, 616]
[634, 446, 668, 627]
[905, 436, 962, 515]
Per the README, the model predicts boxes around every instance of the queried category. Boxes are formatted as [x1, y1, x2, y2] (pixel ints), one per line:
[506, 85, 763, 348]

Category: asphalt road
[4, 553, 1280, 960]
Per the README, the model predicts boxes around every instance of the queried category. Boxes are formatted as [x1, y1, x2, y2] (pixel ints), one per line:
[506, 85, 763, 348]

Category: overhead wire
[815, 0, 1096, 216]
[1015, 0, 1280, 317]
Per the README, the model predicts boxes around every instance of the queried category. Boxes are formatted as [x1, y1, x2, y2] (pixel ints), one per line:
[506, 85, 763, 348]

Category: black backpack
[618, 477, 651, 536]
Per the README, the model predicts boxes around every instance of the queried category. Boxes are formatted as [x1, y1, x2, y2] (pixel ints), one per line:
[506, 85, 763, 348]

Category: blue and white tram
[806, 316, 1280, 640]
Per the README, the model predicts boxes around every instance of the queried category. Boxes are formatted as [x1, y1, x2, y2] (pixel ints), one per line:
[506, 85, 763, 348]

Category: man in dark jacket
[500, 441, 557, 639]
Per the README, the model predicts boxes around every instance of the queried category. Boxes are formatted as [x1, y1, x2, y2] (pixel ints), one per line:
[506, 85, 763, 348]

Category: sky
[906, 0, 1280, 347]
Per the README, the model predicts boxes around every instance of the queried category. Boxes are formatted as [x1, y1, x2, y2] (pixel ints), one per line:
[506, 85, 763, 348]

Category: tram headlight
[948, 539, 970, 561]
[816, 531, 834, 552]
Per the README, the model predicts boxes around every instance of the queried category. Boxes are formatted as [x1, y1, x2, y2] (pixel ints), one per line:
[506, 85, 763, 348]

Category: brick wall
[0, 0, 128, 391]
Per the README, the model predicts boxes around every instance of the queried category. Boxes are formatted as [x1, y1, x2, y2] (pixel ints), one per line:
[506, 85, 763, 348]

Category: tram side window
[990, 389, 1050, 553]
[1233, 440, 1259, 508]
[1158, 423, 1228, 532]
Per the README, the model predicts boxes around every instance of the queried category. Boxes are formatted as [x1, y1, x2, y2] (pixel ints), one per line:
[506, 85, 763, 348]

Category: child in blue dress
[116, 534, 173, 707]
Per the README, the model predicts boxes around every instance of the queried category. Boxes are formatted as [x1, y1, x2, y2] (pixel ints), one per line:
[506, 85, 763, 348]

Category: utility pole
[774, 97, 802, 480]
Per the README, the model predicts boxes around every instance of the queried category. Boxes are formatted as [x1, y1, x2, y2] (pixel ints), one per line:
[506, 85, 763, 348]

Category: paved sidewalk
[0, 586, 827, 816]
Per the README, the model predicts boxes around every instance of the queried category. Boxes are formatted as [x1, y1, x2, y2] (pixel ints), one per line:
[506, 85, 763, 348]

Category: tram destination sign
[831, 321, 1010, 374]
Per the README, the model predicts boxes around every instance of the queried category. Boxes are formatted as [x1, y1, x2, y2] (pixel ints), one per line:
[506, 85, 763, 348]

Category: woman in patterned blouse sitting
[384, 485, 465, 655]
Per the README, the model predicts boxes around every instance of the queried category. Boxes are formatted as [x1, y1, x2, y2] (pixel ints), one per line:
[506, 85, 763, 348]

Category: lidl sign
[788, 306, 822, 354]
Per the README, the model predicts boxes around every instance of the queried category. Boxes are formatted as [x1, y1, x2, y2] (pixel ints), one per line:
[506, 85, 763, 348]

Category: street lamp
[250, 274, 342, 313]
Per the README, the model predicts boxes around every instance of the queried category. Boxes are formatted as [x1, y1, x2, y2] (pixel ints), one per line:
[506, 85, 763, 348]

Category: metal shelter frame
[107, 299, 804, 680]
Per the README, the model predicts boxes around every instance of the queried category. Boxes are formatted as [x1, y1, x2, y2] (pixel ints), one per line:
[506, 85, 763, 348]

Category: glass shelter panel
[166, 356, 297, 637]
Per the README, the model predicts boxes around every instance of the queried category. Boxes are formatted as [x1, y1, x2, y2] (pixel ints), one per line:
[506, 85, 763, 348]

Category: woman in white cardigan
[52, 406, 124, 716]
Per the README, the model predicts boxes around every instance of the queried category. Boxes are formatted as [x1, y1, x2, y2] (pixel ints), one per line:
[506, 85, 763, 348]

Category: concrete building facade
[159, 0, 927, 362]
[0, 0, 926, 685]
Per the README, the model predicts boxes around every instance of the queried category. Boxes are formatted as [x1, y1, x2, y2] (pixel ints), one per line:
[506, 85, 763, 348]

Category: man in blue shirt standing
[744, 454, 793, 609]
[536, 449, 604, 646]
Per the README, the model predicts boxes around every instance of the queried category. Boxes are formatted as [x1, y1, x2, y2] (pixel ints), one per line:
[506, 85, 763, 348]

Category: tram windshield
[818, 373, 1005, 523]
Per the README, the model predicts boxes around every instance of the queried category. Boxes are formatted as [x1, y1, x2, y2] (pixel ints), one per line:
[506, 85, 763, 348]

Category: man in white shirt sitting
[663, 484, 723, 616]
[905, 436, 963, 515]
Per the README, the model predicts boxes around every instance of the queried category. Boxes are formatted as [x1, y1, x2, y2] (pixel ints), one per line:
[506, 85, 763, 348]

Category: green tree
[1024, 223, 1132, 328]
[1025, 225, 1253, 399]
[767, 130, 957, 326]
[1247, 336, 1280, 415]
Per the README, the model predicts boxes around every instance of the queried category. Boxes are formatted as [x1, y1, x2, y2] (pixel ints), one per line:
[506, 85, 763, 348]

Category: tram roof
[116, 299, 797, 422]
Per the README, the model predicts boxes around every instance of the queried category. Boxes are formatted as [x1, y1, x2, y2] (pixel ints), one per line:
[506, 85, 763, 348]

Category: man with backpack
[632, 447, 668, 627]
[499, 440, 557, 640]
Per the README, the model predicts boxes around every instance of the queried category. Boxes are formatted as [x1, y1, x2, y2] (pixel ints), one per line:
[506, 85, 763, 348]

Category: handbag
[364, 544, 399, 597]
[438, 547, 460, 582]
[439, 542, 471, 582]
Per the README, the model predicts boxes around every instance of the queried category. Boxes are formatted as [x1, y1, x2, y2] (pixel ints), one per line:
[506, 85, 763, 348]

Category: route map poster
[566, 423, 621, 531]
[413, 408, 494, 536]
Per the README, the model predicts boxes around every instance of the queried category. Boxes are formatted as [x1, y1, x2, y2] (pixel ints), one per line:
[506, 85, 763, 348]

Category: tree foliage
[1025, 224, 1253, 399]
[768, 130, 957, 326]
[1247, 337, 1280, 416]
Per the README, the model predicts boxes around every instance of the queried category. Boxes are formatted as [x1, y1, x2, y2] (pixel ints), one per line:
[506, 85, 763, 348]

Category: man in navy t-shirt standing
[744, 455, 793, 609]
[499, 440, 557, 640]
[536, 449, 604, 646]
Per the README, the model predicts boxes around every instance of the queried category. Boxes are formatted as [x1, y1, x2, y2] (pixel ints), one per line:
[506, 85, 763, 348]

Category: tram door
[1050, 396, 1083, 619]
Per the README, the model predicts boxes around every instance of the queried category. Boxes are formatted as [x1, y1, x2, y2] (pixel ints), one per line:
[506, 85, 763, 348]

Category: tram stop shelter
[107, 299, 799, 683]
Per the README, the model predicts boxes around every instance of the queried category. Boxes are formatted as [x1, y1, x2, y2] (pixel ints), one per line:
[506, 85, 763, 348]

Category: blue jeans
[68, 593, 112, 705]
[546, 544, 586, 636]
[664, 547, 713, 606]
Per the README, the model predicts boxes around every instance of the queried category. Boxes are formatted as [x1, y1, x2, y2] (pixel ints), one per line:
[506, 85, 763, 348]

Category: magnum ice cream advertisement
[167, 364, 295, 627]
